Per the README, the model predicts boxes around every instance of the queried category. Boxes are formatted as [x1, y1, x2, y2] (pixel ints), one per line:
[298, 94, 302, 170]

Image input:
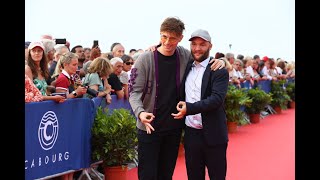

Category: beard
[78, 58, 85, 63]
[192, 49, 210, 63]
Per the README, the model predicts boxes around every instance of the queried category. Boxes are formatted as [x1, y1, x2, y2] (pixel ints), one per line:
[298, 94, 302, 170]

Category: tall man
[172, 29, 229, 180]
[129, 17, 225, 180]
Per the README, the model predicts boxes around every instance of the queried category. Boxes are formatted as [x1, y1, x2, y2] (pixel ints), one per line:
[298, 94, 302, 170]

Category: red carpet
[127, 108, 295, 180]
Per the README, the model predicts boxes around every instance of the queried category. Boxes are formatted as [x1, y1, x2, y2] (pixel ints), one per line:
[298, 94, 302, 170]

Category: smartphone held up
[55, 38, 67, 44]
[93, 40, 99, 48]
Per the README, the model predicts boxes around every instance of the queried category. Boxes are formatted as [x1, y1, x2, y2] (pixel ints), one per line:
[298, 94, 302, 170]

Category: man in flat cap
[172, 29, 229, 180]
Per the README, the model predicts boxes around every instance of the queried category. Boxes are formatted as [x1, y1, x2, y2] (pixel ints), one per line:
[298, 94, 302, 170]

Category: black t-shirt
[108, 73, 123, 95]
[153, 51, 184, 132]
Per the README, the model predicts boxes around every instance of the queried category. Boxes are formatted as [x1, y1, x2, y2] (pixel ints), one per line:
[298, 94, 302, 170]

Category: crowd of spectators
[25, 35, 146, 105]
[24, 34, 295, 180]
[25, 34, 295, 104]
[214, 52, 295, 89]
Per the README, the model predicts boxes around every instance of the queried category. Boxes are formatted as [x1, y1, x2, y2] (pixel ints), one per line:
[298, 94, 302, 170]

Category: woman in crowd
[276, 60, 288, 79]
[25, 41, 65, 103]
[251, 59, 267, 88]
[25, 74, 43, 102]
[54, 52, 87, 99]
[82, 57, 113, 104]
[267, 58, 280, 80]
[229, 59, 244, 88]
[82, 46, 102, 75]
[286, 62, 295, 78]
[108, 57, 125, 99]
[119, 54, 134, 99]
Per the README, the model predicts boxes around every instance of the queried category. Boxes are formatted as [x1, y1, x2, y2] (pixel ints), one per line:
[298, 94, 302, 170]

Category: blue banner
[25, 98, 95, 180]
[92, 95, 133, 113]
[257, 80, 272, 93]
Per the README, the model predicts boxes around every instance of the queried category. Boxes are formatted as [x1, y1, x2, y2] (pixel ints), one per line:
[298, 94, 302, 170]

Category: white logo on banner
[38, 111, 59, 150]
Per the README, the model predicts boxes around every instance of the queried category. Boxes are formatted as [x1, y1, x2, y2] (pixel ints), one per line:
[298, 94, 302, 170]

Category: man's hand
[139, 112, 155, 134]
[171, 101, 187, 119]
[209, 59, 225, 71]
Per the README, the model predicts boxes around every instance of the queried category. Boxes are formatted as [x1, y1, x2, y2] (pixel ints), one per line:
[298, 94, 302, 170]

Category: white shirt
[262, 66, 273, 80]
[275, 66, 282, 75]
[231, 68, 244, 79]
[245, 66, 254, 77]
[119, 71, 129, 84]
[184, 57, 209, 129]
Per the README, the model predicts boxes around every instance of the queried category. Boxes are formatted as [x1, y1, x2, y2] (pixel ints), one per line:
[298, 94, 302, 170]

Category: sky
[25, 0, 295, 61]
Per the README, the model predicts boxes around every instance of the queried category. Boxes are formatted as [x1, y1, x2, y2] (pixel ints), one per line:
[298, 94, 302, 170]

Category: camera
[83, 83, 99, 97]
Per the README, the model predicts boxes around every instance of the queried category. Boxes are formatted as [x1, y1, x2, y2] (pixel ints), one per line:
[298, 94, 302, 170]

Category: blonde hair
[286, 62, 295, 71]
[59, 52, 78, 68]
[87, 57, 113, 77]
[52, 58, 63, 78]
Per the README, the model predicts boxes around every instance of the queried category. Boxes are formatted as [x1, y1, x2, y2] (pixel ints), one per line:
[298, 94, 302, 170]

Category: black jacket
[180, 59, 229, 146]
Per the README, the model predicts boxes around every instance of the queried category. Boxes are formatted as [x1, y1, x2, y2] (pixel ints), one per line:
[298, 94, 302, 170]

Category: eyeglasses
[160, 34, 179, 43]
[125, 62, 134, 65]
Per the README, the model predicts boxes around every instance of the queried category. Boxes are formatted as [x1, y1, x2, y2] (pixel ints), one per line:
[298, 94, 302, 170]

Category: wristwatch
[71, 91, 77, 97]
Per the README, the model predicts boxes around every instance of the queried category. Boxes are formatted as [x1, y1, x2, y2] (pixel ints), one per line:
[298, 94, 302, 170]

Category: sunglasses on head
[125, 62, 134, 65]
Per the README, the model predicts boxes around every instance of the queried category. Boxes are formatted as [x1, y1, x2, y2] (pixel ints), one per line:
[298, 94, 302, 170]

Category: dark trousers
[137, 128, 182, 180]
[184, 126, 228, 180]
